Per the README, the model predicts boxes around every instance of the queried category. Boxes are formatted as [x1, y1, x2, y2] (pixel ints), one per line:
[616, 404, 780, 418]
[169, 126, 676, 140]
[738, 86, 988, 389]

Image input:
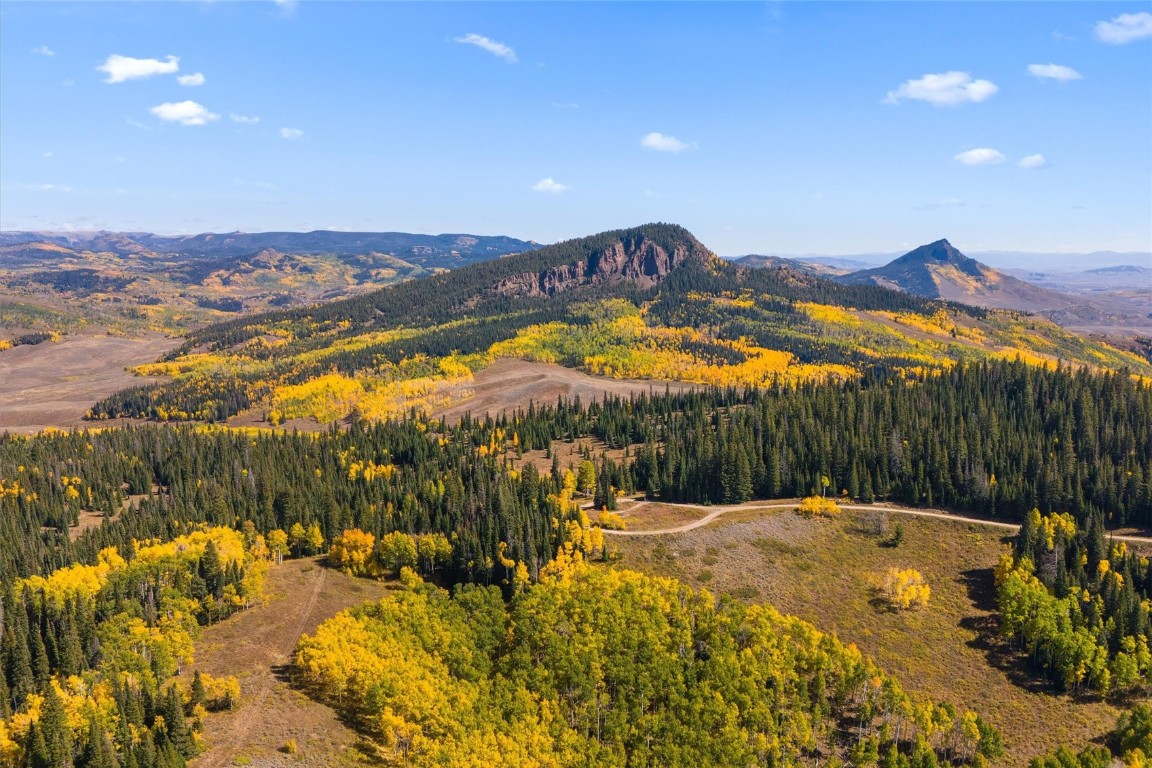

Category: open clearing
[0, 332, 179, 433]
[432, 358, 692, 422]
[609, 507, 1147, 767]
[188, 557, 390, 768]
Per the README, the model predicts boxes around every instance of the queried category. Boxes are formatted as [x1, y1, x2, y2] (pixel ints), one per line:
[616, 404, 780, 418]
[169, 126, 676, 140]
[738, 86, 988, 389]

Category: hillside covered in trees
[295, 562, 1004, 767]
[86, 224, 1151, 425]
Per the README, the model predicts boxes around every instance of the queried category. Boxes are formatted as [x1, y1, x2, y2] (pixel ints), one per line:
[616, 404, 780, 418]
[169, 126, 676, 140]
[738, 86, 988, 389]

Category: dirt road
[605, 500, 1152, 545]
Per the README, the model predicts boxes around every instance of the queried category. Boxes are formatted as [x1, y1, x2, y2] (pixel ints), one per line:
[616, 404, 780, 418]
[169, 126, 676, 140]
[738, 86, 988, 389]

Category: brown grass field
[609, 508, 1145, 766]
[187, 558, 390, 768]
[433, 358, 693, 422]
[0, 332, 179, 434]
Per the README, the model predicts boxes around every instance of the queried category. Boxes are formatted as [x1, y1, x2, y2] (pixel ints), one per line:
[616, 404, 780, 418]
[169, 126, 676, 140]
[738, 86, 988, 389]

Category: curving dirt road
[603, 500, 1152, 545]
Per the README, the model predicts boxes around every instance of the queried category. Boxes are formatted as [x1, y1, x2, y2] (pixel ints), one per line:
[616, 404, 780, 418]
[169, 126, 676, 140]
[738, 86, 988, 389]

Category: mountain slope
[87, 224, 1152, 425]
[837, 239, 1076, 312]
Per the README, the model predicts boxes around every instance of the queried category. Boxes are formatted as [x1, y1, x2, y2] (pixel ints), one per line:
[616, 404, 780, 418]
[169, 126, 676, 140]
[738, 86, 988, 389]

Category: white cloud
[43, 151, 54, 158]
[177, 72, 206, 87]
[453, 33, 517, 63]
[33, 45, 54, 57]
[1018, 154, 1049, 169]
[954, 148, 1006, 166]
[883, 71, 998, 106]
[150, 100, 219, 126]
[1028, 63, 1082, 82]
[531, 177, 569, 193]
[98, 54, 180, 84]
[1095, 12, 1152, 44]
[28, 184, 72, 192]
[279, 127, 304, 140]
[230, 113, 260, 124]
[551, 102, 580, 109]
[640, 132, 696, 153]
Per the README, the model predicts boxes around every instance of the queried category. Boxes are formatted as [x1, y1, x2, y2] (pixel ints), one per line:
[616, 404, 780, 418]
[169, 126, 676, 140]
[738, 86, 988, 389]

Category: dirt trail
[606, 500, 1152, 545]
[189, 558, 389, 768]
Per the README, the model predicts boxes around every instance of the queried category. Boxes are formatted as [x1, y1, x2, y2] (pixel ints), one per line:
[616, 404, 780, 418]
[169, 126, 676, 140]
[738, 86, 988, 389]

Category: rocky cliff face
[480, 235, 712, 303]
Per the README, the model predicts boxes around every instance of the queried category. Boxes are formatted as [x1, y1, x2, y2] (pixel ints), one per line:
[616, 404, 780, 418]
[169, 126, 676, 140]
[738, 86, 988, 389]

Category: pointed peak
[897, 238, 968, 265]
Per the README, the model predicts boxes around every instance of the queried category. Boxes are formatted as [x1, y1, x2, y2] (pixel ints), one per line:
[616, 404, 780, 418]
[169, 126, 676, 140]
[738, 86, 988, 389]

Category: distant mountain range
[0, 230, 538, 270]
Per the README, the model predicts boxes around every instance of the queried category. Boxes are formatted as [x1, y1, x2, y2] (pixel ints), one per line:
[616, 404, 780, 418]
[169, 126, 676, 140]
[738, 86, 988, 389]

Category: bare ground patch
[0, 332, 179, 433]
[610, 510, 1125, 767]
[187, 558, 390, 768]
[432, 358, 693, 423]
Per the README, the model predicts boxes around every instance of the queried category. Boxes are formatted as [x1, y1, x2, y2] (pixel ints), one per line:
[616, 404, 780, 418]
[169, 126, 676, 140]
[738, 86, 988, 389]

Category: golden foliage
[884, 568, 931, 610]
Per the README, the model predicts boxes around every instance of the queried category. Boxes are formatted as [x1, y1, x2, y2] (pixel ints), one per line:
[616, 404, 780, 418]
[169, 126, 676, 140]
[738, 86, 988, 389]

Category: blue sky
[2, 2, 1150, 256]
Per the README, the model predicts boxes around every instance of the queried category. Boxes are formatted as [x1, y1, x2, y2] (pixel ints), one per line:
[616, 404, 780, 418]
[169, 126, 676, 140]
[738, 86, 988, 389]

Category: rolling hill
[0, 229, 538, 336]
[86, 224, 1152, 425]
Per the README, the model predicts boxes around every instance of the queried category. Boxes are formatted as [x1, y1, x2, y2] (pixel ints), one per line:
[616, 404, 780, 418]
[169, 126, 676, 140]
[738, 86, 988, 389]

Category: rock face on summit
[838, 239, 1075, 312]
[483, 232, 713, 301]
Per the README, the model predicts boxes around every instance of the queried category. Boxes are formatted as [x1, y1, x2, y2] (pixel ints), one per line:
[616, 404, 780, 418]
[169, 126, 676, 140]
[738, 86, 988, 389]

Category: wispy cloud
[230, 113, 260, 124]
[27, 183, 73, 192]
[531, 177, 569, 193]
[551, 102, 580, 109]
[883, 71, 998, 106]
[43, 151, 54, 158]
[1095, 12, 1152, 44]
[640, 132, 696, 153]
[177, 72, 206, 87]
[1028, 63, 1082, 82]
[1018, 154, 1049, 169]
[954, 148, 1006, 166]
[150, 100, 219, 126]
[98, 54, 180, 84]
[33, 45, 54, 57]
[280, 127, 304, 140]
[453, 33, 517, 63]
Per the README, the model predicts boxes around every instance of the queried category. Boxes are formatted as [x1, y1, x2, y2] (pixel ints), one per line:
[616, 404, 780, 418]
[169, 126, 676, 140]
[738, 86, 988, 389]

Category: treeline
[295, 562, 1003, 767]
[0, 527, 263, 768]
[594, 360, 1150, 525]
[995, 510, 1151, 693]
[6, 359, 1151, 592]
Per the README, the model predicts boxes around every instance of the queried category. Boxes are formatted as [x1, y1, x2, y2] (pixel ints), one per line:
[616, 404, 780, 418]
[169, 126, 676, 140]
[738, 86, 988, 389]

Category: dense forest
[8, 359, 1151, 589]
[996, 510, 1151, 693]
[0, 526, 263, 767]
[296, 562, 1004, 767]
[2, 355, 1151, 764]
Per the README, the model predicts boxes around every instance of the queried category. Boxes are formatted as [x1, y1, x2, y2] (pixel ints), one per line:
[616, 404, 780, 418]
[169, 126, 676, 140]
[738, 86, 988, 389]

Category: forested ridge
[86, 224, 1150, 425]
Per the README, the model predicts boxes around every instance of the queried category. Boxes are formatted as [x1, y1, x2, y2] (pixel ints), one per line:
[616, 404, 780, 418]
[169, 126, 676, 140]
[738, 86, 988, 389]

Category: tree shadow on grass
[958, 566, 1110, 700]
